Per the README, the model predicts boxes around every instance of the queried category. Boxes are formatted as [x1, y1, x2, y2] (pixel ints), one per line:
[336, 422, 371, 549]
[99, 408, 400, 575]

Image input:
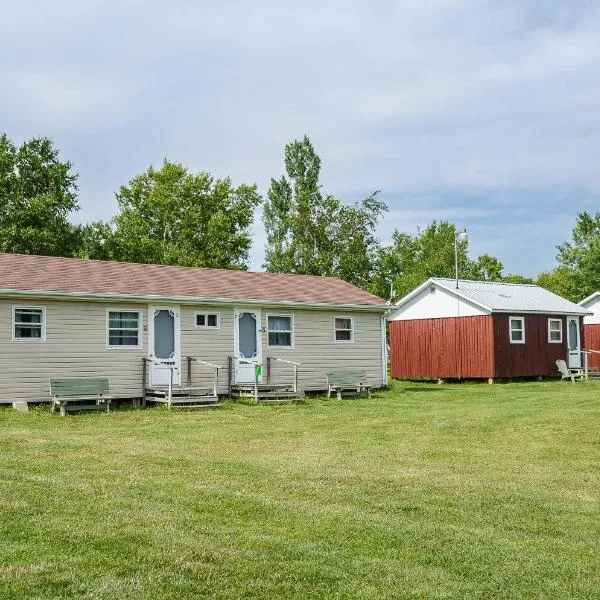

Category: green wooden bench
[49, 377, 112, 417]
[326, 370, 371, 400]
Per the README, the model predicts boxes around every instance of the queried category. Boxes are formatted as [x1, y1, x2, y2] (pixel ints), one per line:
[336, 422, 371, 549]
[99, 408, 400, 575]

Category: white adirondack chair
[556, 359, 585, 383]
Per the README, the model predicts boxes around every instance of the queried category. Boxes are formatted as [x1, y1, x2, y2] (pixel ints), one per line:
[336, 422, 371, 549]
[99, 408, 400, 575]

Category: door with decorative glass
[566, 316, 581, 369]
[148, 306, 181, 386]
[234, 309, 262, 383]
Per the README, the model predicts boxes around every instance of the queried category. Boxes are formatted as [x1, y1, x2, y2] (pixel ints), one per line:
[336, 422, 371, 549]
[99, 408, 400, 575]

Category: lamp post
[454, 227, 468, 289]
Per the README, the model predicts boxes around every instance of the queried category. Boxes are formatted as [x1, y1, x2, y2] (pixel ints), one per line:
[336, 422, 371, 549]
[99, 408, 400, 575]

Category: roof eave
[579, 291, 600, 306]
[491, 309, 593, 316]
[0, 288, 389, 312]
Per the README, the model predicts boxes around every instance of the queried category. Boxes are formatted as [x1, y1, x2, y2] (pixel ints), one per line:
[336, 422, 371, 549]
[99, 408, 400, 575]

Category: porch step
[231, 384, 302, 403]
[145, 386, 214, 398]
[144, 394, 221, 409]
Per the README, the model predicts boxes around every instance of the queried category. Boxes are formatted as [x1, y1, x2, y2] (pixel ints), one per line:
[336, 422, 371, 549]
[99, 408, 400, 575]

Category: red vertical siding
[389, 316, 494, 379]
[492, 314, 567, 378]
[583, 324, 600, 368]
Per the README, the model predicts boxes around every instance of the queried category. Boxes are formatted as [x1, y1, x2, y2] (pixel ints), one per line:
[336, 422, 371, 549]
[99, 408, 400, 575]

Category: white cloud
[1, 0, 599, 278]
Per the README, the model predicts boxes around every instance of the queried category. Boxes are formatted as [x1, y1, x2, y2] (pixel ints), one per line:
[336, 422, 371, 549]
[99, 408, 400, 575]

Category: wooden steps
[231, 383, 303, 403]
[144, 386, 221, 409]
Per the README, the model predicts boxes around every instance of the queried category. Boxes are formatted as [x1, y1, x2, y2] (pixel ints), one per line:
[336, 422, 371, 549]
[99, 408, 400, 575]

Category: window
[548, 318, 562, 343]
[107, 310, 141, 348]
[509, 316, 525, 344]
[267, 315, 293, 347]
[334, 317, 354, 343]
[195, 313, 219, 328]
[13, 307, 45, 341]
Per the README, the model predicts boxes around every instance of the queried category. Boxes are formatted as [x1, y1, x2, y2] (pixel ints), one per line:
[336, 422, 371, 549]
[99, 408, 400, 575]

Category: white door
[567, 316, 581, 369]
[234, 309, 262, 383]
[148, 306, 181, 386]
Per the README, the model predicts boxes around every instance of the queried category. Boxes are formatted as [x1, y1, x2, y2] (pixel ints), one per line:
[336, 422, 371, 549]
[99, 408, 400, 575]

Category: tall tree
[0, 133, 81, 256]
[371, 221, 509, 301]
[106, 160, 261, 269]
[263, 136, 386, 288]
[554, 211, 600, 301]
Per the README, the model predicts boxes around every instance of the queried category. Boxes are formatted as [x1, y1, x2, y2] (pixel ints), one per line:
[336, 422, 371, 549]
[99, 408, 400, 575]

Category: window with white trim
[334, 317, 354, 342]
[267, 315, 293, 347]
[195, 313, 219, 328]
[509, 316, 525, 344]
[107, 310, 141, 348]
[548, 318, 562, 343]
[13, 307, 45, 341]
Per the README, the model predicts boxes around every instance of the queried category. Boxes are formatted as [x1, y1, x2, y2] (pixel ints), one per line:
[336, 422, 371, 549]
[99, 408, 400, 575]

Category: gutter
[0, 289, 389, 313]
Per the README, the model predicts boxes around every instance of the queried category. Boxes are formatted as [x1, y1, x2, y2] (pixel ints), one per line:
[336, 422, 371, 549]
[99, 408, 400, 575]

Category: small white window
[267, 315, 294, 347]
[509, 316, 525, 344]
[334, 317, 354, 343]
[548, 319, 562, 343]
[107, 310, 141, 348]
[195, 312, 219, 328]
[13, 306, 46, 341]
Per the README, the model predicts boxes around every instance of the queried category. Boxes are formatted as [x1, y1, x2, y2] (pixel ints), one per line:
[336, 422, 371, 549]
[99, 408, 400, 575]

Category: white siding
[0, 299, 386, 403]
[581, 296, 600, 325]
[388, 284, 488, 321]
[0, 299, 148, 404]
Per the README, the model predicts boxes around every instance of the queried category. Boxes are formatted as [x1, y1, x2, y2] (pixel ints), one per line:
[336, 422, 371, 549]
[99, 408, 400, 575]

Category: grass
[1, 380, 599, 599]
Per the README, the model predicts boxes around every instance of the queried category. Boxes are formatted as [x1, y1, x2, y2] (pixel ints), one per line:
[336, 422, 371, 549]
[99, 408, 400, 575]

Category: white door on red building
[567, 316, 581, 369]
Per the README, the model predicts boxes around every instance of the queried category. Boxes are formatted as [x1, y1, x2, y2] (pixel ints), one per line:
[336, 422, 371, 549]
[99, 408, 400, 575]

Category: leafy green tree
[106, 160, 261, 269]
[501, 274, 534, 285]
[469, 254, 504, 281]
[536, 267, 572, 298]
[555, 211, 600, 301]
[371, 221, 510, 301]
[263, 136, 386, 288]
[0, 133, 81, 256]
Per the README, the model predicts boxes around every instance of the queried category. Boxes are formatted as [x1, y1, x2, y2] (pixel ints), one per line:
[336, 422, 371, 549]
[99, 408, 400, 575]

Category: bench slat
[50, 377, 110, 398]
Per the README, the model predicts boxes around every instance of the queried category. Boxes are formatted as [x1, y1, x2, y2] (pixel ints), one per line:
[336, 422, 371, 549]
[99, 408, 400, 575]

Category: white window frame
[266, 313, 295, 349]
[12, 306, 46, 342]
[548, 318, 563, 344]
[334, 316, 354, 343]
[106, 309, 142, 350]
[509, 316, 525, 344]
[194, 312, 220, 329]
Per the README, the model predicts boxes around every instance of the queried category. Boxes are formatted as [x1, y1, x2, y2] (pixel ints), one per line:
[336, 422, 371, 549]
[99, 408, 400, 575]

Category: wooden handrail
[186, 356, 220, 397]
[267, 356, 302, 366]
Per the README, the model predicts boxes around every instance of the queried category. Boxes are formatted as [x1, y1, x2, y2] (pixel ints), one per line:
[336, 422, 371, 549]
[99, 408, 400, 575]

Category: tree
[106, 160, 261, 269]
[263, 136, 387, 288]
[370, 221, 509, 301]
[0, 133, 81, 256]
[536, 267, 572, 298]
[555, 211, 600, 301]
[469, 254, 504, 281]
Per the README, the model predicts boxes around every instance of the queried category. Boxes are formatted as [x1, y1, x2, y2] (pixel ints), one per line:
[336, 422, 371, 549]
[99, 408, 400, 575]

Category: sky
[2, 0, 600, 277]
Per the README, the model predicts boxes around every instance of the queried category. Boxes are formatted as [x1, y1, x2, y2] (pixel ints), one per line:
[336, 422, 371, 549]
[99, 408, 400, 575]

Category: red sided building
[388, 278, 591, 380]
[580, 291, 600, 369]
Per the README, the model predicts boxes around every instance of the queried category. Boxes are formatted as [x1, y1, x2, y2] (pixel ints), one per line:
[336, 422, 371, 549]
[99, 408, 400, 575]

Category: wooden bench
[326, 370, 371, 400]
[50, 377, 112, 417]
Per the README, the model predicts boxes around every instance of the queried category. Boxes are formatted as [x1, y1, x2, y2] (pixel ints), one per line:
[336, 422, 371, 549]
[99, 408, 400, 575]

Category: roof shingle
[0, 253, 386, 309]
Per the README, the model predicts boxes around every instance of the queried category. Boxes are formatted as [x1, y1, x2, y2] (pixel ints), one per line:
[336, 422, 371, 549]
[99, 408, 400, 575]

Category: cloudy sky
[2, 0, 599, 276]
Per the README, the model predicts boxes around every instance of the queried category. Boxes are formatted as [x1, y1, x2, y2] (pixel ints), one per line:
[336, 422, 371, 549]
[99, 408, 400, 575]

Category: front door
[234, 309, 262, 383]
[567, 316, 581, 369]
[148, 306, 181, 386]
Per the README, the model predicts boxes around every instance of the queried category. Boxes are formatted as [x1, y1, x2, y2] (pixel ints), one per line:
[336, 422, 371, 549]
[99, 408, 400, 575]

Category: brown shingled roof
[0, 253, 386, 309]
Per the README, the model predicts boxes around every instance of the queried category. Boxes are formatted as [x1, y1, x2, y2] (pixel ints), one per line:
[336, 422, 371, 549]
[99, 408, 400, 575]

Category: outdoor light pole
[454, 227, 468, 289]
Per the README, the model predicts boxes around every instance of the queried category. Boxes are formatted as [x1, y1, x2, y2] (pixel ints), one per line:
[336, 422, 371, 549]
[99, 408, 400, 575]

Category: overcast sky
[2, 0, 599, 276]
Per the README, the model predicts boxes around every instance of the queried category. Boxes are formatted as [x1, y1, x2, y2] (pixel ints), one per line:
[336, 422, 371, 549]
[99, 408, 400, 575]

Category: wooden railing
[142, 357, 176, 407]
[186, 356, 220, 397]
[266, 356, 302, 393]
[581, 349, 600, 379]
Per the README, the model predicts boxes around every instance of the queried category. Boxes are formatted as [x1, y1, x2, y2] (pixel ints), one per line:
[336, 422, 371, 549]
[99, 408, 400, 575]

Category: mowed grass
[1, 381, 599, 599]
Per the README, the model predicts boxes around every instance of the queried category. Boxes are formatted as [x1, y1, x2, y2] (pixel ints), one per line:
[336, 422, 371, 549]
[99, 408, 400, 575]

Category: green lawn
[1, 380, 599, 599]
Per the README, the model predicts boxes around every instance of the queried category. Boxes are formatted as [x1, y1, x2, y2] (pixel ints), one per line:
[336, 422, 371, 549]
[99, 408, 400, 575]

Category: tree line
[1, 132, 598, 302]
